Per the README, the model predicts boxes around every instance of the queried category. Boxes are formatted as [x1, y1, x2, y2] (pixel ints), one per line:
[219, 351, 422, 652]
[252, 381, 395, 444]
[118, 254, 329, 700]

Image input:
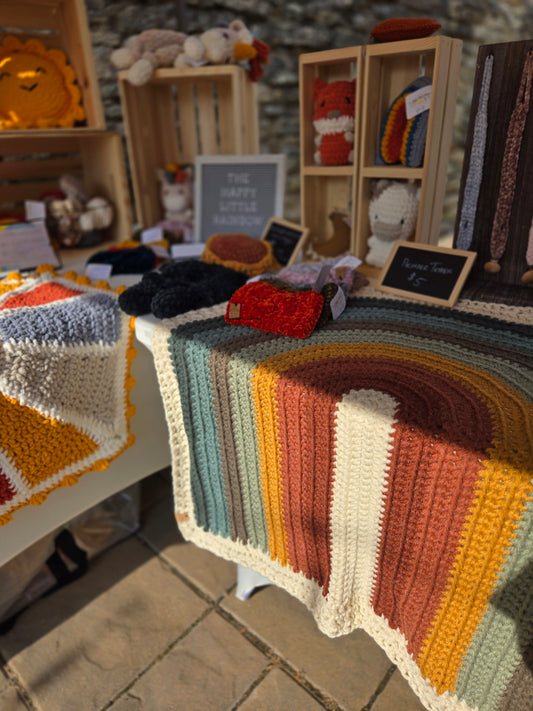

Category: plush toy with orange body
[313, 78, 356, 165]
[0, 36, 85, 129]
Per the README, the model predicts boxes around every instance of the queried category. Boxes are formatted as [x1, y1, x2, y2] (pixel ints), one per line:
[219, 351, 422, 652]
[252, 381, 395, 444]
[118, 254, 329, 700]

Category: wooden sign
[376, 241, 476, 307]
[260, 217, 310, 267]
[194, 154, 286, 242]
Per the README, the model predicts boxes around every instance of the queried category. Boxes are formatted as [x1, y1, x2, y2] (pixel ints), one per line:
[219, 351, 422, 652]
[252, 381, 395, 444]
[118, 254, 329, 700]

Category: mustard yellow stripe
[417, 376, 533, 693]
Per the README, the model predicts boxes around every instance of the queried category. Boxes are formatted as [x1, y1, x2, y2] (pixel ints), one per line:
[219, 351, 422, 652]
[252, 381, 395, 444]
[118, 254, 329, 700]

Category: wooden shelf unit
[0, 0, 105, 129]
[119, 65, 260, 229]
[299, 46, 363, 252]
[299, 37, 462, 268]
[0, 0, 134, 243]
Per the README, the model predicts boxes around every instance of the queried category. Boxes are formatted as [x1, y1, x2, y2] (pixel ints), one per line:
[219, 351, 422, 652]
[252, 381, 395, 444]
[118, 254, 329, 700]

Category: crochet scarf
[0, 268, 136, 526]
[152, 287, 533, 711]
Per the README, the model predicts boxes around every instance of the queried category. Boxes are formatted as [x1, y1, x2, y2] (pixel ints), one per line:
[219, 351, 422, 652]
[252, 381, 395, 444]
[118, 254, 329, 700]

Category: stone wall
[85, 0, 533, 232]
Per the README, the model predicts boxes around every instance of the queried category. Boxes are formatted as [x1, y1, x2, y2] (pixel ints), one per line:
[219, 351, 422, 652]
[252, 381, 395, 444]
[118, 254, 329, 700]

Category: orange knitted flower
[0, 35, 85, 129]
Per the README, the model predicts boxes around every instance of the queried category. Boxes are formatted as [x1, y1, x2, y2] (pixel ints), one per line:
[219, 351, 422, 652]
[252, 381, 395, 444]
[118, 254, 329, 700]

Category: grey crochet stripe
[457, 54, 493, 251]
[489, 50, 533, 262]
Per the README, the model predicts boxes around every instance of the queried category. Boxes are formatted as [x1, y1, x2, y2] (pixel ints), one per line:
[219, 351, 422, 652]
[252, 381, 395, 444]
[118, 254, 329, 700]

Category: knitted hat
[202, 233, 280, 276]
[118, 260, 247, 319]
[87, 245, 156, 275]
[370, 18, 441, 43]
[225, 280, 324, 339]
[376, 76, 432, 168]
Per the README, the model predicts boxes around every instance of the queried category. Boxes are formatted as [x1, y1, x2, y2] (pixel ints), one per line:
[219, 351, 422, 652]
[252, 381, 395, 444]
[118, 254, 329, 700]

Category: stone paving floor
[0, 469, 426, 711]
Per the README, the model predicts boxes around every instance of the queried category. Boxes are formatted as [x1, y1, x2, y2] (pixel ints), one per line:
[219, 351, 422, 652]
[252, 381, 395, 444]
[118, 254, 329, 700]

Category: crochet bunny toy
[110, 29, 187, 86]
[366, 180, 420, 267]
[156, 163, 194, 242]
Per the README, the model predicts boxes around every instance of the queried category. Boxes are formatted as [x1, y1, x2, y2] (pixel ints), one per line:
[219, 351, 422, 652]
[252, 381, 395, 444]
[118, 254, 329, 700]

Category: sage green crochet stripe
[455, 494, 533, 710]
[227, 331, 284, 552]
[167, 332, 211, 530]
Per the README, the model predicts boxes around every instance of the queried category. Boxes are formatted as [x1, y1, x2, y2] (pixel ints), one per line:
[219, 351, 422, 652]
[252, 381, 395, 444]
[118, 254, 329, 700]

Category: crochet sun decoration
[0, 36, 85, 129]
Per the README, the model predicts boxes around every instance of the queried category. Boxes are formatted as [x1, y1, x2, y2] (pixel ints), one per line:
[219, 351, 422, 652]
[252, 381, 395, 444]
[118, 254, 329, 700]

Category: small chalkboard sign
[260, 217, 310, 266]
[376, 241, 476, 307]
[194, 154, 286, 243]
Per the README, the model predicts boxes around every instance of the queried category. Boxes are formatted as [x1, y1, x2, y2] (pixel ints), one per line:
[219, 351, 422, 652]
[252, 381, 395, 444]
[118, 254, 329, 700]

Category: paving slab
[239, 667, 327, 710]
[373, 668, 427, 711]
[0, 671, 29, 711]
[0, 536, 208, 711]
[108, 610, 267, 711]
[138, 496, 237, 600]
[222, 583, 392, 710]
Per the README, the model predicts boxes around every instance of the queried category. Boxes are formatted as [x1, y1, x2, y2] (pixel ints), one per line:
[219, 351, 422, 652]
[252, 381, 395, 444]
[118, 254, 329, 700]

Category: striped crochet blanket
[152, 287, 533, 711]
[0, 268, 136, 526]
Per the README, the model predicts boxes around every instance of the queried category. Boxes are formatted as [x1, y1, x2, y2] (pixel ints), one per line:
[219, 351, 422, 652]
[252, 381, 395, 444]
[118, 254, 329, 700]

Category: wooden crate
[299, 37, 462, 272]
[119, 65, 260, 229]
[356, 36, 462, 273]
[299, 47, 363, 254]
[0, 130, 134, 243]
[0, 0, 105, 129]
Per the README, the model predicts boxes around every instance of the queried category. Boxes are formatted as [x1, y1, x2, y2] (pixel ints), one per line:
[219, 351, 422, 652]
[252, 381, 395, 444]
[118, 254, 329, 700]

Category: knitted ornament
[313, 78, 356, 166]
[370, 18, 442, 43]
[366, 180, 420, 268]
[0, 36, 85, 129]
[225, 280, 324, 339]
[201, 233, 280, 276]
[377, 76, 431, 168]
[118, 260, 247, 319]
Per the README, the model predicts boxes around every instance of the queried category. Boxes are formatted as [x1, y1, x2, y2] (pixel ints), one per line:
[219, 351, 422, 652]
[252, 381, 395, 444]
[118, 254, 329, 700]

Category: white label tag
[85, 263, 113, 281]
[405, 85, 432, 120]
[329, 285, 347, 320]
[141, 226, 163, 244]
[170, 243, 204, 260]
[151, 244, 170, 258]
[24, 200, 46, 221]
[333, 255, 362, 270]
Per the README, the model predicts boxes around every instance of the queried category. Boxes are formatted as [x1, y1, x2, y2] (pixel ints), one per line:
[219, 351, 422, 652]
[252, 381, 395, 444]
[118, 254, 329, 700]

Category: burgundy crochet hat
[202, 233, 280, 276]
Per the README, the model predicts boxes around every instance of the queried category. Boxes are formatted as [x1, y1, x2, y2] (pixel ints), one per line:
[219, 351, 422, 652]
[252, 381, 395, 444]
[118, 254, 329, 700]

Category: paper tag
[329, 285, 347, 320]
[151, 244, 170, 258]
[334, 255, 362, 270]
[141, 226, 163, 244]
[85, 263, 113, 281]
[405, 85, 432, 120]
[170, 243, 204, 260]
[24, 200, 46, 221]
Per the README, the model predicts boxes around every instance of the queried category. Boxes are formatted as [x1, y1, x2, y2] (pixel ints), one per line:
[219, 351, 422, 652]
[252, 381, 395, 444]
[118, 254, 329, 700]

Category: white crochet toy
[366, 180, 420, 268]
[175, 20, 254, 68]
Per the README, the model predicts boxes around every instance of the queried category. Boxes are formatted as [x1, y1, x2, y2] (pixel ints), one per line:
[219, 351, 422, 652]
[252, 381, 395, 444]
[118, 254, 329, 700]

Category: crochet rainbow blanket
[0, 268, 136, 526]
[152, 288, 533, 711]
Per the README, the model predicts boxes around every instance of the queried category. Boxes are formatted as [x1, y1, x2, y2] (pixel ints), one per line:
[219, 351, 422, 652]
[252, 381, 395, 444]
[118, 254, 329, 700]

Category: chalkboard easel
[260, 217, 310, 267]
[376, 241, 476, 307]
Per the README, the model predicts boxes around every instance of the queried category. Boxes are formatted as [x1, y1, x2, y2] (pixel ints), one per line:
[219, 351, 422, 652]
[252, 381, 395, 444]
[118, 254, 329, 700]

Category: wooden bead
[521, 268, 533, 284]
[484, 260, 501, 273]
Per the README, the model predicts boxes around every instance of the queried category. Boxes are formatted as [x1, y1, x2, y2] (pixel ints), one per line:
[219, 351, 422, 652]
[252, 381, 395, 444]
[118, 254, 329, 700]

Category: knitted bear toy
[366, 180, 420, 268]
[313, 78, 356, 165]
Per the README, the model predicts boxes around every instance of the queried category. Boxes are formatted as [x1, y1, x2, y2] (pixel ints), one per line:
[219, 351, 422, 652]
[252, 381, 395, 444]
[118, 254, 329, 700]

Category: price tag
[85, 263, 113, 281]
[329, 285, 347, 319]
[141, 226, 163, 244]
[405, 85, 432, 119]
[24, 200, 46, 222]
